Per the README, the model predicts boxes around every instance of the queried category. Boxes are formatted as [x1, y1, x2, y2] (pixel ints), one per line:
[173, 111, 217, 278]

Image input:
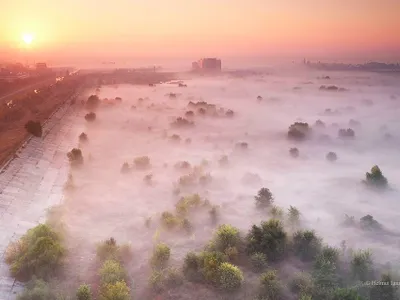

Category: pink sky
[1, 0, 399, 64]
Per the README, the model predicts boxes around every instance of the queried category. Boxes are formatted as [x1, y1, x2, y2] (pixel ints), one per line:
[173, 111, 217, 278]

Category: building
[36, 62, 48, 71]
[192, 58, 222, 72]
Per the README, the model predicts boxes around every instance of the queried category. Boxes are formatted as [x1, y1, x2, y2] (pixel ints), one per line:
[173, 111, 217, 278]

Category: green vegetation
[292, 230, 322, 261]
[67, 148, 83, 166]
[149, 267, 183, 292]
[160, 211, 180, 229]
[150, 243, 171, 269]
[17, 278, 54, 300]
[288, 122, 311, 140]
[133, 156, 151, 169]
[287, 205, 301, 228]
[84, 112, 96, 122]
[365, 165, 388, 188]
[255, 187, 274, 208]
[24, 120, 43, 137]
[326, 151, 338, 162]
[99, 260, 126, 285]
[99, 281, 130, 300]
[76, 284, 92, 300]
[96, 237, 133, 263]
[86, 94, 100, 109]
[270, 205, 284, 219]
[218, 262, 244, 290]
[5, 223, 65, 281]
[79, 132, 88, 142]
[290, 147, 300, 158]
[338, 128, 355, 138]
[250, 252, 268, 272]
[246, 219, 287, 261]
[350, 249, 373, 281]
[290, 272, 314, 296]
[209, 205, 220, 224]
[120, 162, 130, 173]
[257, 270, 282, 300]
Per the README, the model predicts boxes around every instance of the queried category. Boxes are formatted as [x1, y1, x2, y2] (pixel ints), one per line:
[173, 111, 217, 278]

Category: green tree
[218, 262, 244, 290]
[292, 230, 322, 261]
[76, 284, 92, 300]
[99, 281, 130, 300]
[150, 243, 171, 269]
[99, 260, 126, 285]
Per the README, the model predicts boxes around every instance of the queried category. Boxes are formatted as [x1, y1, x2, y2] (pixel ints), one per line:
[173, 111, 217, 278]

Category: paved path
[0, 100, 80, 299]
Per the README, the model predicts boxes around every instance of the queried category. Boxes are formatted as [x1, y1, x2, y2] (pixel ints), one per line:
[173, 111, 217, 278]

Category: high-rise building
[192, 58, 222, 71]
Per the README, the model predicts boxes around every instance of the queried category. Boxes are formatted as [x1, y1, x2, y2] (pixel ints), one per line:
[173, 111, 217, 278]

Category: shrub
[270, 205, 284, 219]
[24, 120, 42, 137]
[5, 224, 65, 281]
[290, 272, 314, 296]
[219, 155, 229, 166]
[289, 147, 299, 158]
[181, 218, 193, 233]
[99, 260, 126, 285]
[257, 270, 282, 300]
[120, 162, 130, 173]
[96, 237, 119, 262]
[199, 173, 212, 185]
[17, 278, 54, 300]
[315, 246, 340, 269]
[164, 267, 184, 288]
[288, 122, 311, 140]
[198, 251, 228, 284]
[183, 252, 202, 282]
[67, 148, 83, 166]
[209, 205, 220, 224]
[161, 211, 180, 229]
[224, 246, 239, 262]
[149, 267, 183, 292]
[359, 214, 382, 231]
[133, 156, 151, 169]
[235, 142, 248, 150]
[292, 230, 322, 261]
[225, 109, 234, 117]
[314, 119, 326, 128]
[86, 95, 100, 109]
[76, 284, 92, 300]
[185, 110, 195, 118]
[218, 262, 243, 290]
[170, 134, 181, 143]
[99, 281, 130, 300]
[365, 165, 388, 188]
[85, 112, 96, 122]
[171, 117, 194, 128]
[175, 194, 202, 215]
[213, 224, 240, 252]
[144, 173, 153, 185]
[79, 132, 88, 142]
[287, 206, 300, 227]
[246, 219, 287, 261]
[150, 243, 171, 269]
[326, 152, 337, 162]
[332, 288, 365, 300]
[250, 252, 268, 272]
[178, 173, 197, 186]
[351, 249, 373, 281]
[255, 187, 274, 208]
[338, 128, 355, 138]
[312, 259, 340, 298]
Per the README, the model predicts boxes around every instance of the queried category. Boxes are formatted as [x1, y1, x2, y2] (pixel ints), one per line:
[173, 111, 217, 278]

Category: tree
[99, 281, 130, 300]
[292, 230, 322, 261]
[332, 288, 365, 300]
[17, 278, 55, 300]
[250, 252, 268, 272]
[350, 250, 373, 281]
[213, 224, 240, 252]
[246, 219, 287, 261]
[150, 243, 171, 269]
[218, 262, 244, 290]
[257, 270, 282, 300]
[76, 284, 92, 300]
[24, 120, 42, 137]
[255, 187, 274, 208]
[99, 260, 126, 285]
[365, 165, 388, 188]
[288, 122, 311, 140]
[370, 273, 398, 300]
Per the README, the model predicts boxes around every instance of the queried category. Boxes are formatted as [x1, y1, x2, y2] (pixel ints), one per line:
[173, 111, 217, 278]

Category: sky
[0, 0, 399, 65]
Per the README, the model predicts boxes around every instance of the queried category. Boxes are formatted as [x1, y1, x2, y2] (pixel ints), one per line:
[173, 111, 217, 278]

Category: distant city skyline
[1, 0, 399, 65]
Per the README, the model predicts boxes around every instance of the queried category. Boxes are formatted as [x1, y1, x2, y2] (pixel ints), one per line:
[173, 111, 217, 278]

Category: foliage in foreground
[218, 262, 244, 290]
[17, 278, 54, 300]
[5, 224, 65, 281]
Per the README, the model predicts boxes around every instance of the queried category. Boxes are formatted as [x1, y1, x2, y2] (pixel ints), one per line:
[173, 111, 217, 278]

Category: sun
[22, 33, 34, 45]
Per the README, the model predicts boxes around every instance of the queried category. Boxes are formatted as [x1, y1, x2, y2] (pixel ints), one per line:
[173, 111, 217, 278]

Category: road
[0, 76, 56, 105]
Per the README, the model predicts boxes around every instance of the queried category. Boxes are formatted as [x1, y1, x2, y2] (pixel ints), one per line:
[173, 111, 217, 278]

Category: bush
[175, 194, 202, 216]
[292, 230, 322, 261]
[246, 219, 287, 261]
[120, 162, 130, 174]
[365, 165, 388, 188]
[185, 111, 195, 118]
[76, 284, 92, 300]
[290, 272, 314, 296]
[199, 173, 212, 185]
[289, 147, 299, 158]
[198, 251, 228, 284]
[170, 134, 181, 142]
[359, 214, 382, 231]
[171, 117, 194, 128]
[24, 120, 43, 137]
[270, 205, 284, 219]
[287, 206, 300, 227]
[99, 260, 126, 285]
[351, 249, 373, 281]
[115, 97, 122, 102]
[99, 281, 130, 300]
[326, 152, 337, 162]
[288, 122, 311, 140]
[79, 132, 88, 142]
[235, 142, 248, 150]
[144, 173, 153, 185]
[209, 205, 220, 224]
[255, 187, 274, 208]
[160, 211, 180, 229]
[86, 95, 100, 109]
[17, 278, 54, 300]
[174, 161, 191, 170]
[178, 173, 197, 186]
[213, 224, 240, 252]
[219, 155, 229, 166]
[181, 218, 193, 233]
[149, 267, 183, 292]
[218, 262, 243, 290]
[250, 252, 268, 272]
[183, 252, 202, 282]
[257, 270, 282, 300]
[133, 156, 151, 169]
[314, 119, 326, 128]
[150, 243, 171, 269]
[5, 224, 65, 281]
[96, 237, 132, 263]
[338, 128, 355, 138]
[315, 246, 339, 269]
[85, 112, 96, 122]
[67, 148, 83, 166]
[332, 288, 365, 300]
[225, 109, 234, 117]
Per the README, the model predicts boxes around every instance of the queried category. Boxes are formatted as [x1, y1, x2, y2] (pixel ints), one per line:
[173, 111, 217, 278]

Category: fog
[60, 68, 400, 297]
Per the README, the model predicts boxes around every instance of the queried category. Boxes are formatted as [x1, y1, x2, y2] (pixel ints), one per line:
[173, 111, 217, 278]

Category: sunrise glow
[22, 33, 34, 45]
